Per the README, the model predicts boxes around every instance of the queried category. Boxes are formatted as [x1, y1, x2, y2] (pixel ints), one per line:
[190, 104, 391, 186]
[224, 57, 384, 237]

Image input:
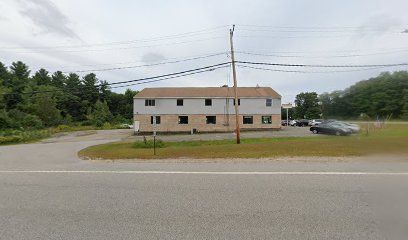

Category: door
[134, 121, 140, 133]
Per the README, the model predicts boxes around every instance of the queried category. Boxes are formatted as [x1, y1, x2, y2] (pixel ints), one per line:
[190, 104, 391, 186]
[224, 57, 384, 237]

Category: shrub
[133, 139, 165, 149]
[102, 122, 112, 129]
[0, 129, 50, 145]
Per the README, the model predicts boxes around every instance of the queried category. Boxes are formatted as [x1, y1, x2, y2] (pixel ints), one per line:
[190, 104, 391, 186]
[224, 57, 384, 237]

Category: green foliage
[0, 129, 50, 145]
[133, 139, 165, 149]
[0, 61, 136, 132]
[294, 92, 321, 119]
[2, 109, 43, 130]
[88, 100, 113, 127]
[34, 93, 62, 126]
[320, 71, 408, 119]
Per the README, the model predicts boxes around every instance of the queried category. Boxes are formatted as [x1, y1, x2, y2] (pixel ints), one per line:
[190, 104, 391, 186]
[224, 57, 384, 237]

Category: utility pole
[229, 24, 240, 144]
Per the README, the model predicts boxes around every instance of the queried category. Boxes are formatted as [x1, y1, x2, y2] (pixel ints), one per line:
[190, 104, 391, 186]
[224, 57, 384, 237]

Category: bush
[102, 122, 112, 129]
[133, 139, 165, 149]
[0, 110, 44, 130]
[0, 129, 51, 145]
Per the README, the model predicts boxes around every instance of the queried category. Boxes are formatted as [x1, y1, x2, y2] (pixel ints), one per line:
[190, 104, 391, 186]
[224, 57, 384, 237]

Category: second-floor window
[266, 99, 272, 107]
[205, 99, 212, 106]
[145, 99, 155, 106]
[177, 99, 183, 106]
[233, 99, 241, 106]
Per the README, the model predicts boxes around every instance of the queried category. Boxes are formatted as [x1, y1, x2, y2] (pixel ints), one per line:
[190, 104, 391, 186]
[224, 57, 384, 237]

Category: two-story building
[133, 86, 281, 133]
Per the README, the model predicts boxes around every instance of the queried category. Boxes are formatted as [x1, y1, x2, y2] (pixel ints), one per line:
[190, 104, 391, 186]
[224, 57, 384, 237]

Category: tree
[34, 93, 62, 126]
[81, 73, 99, 107]
[33, 69, 52, 86]
[402, 89, 408, 120]
[5, 61, 30, 110]
[294, 92, 321, 119]
[88, 100, 112, 127]
[319, 71, 408, 119]
[51, 71, 66, 88]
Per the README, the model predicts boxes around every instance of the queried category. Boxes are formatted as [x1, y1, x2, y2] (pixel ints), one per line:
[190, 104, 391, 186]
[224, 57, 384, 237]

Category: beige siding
[134, 114, 281, 133]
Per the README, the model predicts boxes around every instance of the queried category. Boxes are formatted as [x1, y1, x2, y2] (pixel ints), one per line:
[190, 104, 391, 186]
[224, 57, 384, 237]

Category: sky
[0, 0, 407, 103]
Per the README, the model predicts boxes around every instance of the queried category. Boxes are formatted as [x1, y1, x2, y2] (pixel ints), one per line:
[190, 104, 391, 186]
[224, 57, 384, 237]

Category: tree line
[0, 61, 137, 130]
[285, 71, 408, 120]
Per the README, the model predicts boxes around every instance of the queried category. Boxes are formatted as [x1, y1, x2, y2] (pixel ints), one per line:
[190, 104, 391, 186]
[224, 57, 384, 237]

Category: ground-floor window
[243, 116, 253, 124]
[150, 116, 161, 124]
[262, 116, 272, 124]
[206, 116, 216, 124]
[178, 116, 188, 124]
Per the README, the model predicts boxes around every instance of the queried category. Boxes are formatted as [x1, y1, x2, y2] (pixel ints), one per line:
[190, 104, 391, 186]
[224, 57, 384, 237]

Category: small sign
[282, 103, 293, 109]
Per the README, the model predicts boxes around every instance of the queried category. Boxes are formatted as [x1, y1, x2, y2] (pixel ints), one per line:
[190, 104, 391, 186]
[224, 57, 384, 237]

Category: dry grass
[78, 123, 408, 160]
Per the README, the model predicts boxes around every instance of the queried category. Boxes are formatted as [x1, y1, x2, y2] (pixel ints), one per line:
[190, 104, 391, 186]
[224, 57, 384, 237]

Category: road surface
[0, 130, 407, 239]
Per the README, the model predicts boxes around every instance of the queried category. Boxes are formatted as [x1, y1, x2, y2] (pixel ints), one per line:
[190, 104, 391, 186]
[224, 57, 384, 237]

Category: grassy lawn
[78, 123, 408, 160]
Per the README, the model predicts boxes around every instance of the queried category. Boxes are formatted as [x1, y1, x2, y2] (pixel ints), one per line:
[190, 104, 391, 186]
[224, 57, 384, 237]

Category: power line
[235, 33, 406, 39]
[235, 49, 408, 58]
[1, 62, 230, 96]
[236, 64, 389, 73]
[235, 60, 408, 68]
[0, 25, 229, 50]
[62, 52, 228, 73]
[2, 36, 226, 54]
[110, 65, 229, 89]
[236, 24, 406, 31]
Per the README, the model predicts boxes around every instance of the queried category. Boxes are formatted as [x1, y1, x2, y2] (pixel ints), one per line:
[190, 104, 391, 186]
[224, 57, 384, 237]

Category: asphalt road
[1, 130, 408, 239]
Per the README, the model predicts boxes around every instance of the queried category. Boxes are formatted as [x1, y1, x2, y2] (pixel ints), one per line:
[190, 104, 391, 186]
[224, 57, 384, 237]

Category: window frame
[145, 99, 156, 106]
[206, 116, 216, 124]
[262, 116, 272, 124]
[233, 99, 241, 106]
[178, 116, 189, 124]
[266, 98, 273, 107]
[150, 116, 161, 125]
[243, 116, 253, 124]
[205, 98, 212, 106]
[176, 99, 184, 106]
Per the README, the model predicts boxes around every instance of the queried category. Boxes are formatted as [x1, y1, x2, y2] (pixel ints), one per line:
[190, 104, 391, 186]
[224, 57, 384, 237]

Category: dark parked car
[296, 119, 310, 127]
[310, 122, 352, 136]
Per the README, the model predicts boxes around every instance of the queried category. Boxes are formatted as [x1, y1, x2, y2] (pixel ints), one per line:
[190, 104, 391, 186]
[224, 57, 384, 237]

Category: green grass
[79, 123, 408, 160]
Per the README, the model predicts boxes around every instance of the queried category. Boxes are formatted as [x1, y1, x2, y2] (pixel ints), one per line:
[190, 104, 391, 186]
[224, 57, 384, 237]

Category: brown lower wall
[134, 114, 281, 133]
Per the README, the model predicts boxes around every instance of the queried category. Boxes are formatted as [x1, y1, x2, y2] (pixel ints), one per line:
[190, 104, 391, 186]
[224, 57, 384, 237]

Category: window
[243, 116, 253, 124]
[206, 116, 216, 124]
[205, 99, 212, 106]
[233, 99, 241, 106]
[266, 99, 272, 107]
[262, 116, 272, 124]
[145, 99, 155, 106]
[177, 99, 183, 106]
[150, 116, 161, 124]
[178, 116, 188, 124]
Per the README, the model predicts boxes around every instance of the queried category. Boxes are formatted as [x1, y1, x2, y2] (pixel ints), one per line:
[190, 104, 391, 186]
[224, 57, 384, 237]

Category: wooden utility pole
[229, 25, 240, 144]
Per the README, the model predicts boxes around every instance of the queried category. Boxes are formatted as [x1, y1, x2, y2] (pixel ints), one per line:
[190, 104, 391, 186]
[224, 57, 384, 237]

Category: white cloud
[0, 0, 407, 102]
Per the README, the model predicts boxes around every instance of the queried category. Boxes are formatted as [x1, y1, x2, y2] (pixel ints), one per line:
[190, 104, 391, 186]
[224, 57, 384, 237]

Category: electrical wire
[0, 25, 229, 50]
[235, 60, 408, 68]
[236, 64, 389, 73]
[2, 36, 226, 54]
[62, 52, 228, 73]
[1, 62, 230, 96]
[235, 49, 408, 58]
[110, 65, 229, 89]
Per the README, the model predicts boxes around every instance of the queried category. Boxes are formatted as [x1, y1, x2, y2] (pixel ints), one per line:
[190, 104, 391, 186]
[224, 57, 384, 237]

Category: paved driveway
[0, 129, 408, 239]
